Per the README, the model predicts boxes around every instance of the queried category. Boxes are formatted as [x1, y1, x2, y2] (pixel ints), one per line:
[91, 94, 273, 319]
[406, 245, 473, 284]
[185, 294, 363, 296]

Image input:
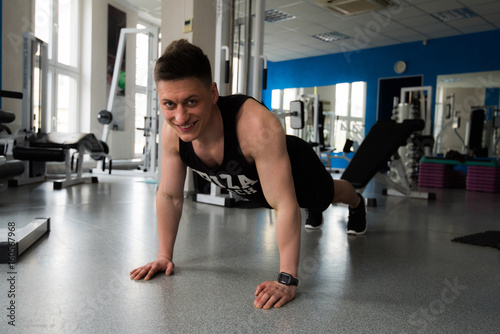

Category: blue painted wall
[262, 29, 500, 134]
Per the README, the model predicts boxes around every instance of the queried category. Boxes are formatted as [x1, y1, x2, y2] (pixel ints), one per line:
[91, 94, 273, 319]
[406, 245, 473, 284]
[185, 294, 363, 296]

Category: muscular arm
[238, 99, 301, 308]
[156, 123, 187, 260]
[130, 122, 187, 280]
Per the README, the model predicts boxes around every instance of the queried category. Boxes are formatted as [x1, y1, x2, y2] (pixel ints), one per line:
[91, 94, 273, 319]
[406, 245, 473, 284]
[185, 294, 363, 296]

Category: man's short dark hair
[154, 39, 212, 87]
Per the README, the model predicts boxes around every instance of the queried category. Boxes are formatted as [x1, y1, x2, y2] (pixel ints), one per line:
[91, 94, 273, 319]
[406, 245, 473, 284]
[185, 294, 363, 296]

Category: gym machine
[5, 32, 105, 189]
[297, 92, 360, 171]
[463, 106, 497, 158]
[191, 0, 267, 207]
[341, 86, 436, 203]
[433, 93, 461, 155]
[383, 86, 434, 198]
[490, 107, 500, 157]
[301, 94, 321, 155]
[5, 33, 50, 187]
[93, 27, 159, 178]
[1, 106, 50, 263]
[275, 100, 305, 130]
[228, 0, 266, 99]
[0, 92, 25, 182]
[434, 95, 499, 158]
[273, 91, 322, 152]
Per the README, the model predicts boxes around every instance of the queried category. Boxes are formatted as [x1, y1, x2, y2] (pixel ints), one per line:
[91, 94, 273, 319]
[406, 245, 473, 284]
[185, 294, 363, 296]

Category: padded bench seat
[10, 132, 105, 189]
[31, 132, 104, 152]
[0, 159, 25, 179]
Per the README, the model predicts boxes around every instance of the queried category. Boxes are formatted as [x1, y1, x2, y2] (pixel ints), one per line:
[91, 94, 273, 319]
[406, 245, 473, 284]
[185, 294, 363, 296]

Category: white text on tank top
[192, 169, 259, 196]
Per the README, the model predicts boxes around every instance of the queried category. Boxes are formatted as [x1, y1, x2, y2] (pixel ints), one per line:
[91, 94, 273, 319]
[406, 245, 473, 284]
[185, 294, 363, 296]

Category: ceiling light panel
[264, 9, 296, 23]
[313, 31, 351, 42]
[315, 0, 400, 17]
[431, 8, 477, 22]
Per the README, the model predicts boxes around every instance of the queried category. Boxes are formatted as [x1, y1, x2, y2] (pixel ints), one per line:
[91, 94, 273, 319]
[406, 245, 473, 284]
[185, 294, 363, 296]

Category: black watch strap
[277, 272, 299, 286]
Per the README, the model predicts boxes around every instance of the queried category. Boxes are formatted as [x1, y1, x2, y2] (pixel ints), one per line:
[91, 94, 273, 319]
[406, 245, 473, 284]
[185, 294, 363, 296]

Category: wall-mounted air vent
[315, 0, 399, 17]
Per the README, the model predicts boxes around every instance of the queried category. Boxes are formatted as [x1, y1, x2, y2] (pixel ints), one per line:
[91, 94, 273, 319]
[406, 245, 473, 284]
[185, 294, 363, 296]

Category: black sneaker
[347, 194, 366, 235]
[305, 209, 323, 230]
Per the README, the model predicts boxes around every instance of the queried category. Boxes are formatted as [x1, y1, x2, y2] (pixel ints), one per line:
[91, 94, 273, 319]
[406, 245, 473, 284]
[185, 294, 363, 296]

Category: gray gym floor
[1, 173, 499, 333]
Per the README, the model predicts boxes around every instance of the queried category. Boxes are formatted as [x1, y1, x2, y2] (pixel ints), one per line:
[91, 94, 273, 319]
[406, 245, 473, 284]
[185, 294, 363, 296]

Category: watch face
[278, 273, 291, 284]
[277, 273, 298, 286]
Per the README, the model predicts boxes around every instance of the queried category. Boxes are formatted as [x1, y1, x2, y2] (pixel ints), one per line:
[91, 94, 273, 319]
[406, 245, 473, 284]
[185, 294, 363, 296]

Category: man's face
[157, 77, 218, 142]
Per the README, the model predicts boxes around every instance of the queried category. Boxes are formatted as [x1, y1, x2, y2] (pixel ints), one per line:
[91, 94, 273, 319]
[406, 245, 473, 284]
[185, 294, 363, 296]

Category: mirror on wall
[271, 82, 366, 153]
[434, 71, 500, 157]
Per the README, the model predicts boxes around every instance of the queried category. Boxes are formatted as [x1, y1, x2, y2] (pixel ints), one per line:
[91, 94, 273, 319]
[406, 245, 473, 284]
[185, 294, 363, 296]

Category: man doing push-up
[130, 39, 367, 309]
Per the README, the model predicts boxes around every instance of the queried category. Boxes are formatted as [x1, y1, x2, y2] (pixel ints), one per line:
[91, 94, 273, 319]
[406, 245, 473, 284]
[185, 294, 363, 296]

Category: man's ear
[211, 82, 219, 104]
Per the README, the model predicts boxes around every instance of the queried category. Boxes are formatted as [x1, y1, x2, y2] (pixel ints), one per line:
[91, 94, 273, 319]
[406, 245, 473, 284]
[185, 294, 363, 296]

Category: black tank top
[179, 94, 334, 212]
[179, 95, 271, 207]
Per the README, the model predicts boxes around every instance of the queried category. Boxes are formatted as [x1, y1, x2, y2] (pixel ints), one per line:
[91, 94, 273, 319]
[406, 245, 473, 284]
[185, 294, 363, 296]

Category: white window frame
[333, 81, 366, 149]
[35, 0, 81, 132]
[134, 22, 148, 156]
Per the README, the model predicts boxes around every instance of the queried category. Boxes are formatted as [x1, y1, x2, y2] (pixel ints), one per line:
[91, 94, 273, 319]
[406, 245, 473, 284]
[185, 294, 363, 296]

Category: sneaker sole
[346, 228, 366, 235]
[305, 222, 323, 230]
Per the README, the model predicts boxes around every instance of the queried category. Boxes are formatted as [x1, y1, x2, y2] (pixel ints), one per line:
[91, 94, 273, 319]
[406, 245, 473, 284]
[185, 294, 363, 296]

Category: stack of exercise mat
[418, 157, 500, 193]
[466, 165, 500, 192]
[418, 161, 466, 189]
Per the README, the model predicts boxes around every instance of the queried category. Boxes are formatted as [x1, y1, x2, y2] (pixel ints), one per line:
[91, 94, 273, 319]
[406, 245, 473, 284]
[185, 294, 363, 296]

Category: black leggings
[286, 135, 334, 212]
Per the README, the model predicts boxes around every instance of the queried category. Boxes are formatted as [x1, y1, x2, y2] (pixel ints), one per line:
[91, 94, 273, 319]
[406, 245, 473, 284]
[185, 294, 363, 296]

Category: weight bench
[11, 132, 106, 189]
[0, 157, 24, 180]
[1, 109, 25, 183]
[0, 109, 16, 134]
[341, 119, 435, 205]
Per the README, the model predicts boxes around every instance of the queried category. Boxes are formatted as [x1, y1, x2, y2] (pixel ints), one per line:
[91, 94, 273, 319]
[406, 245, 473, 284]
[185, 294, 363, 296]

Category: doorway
[378, 76, 423, 120]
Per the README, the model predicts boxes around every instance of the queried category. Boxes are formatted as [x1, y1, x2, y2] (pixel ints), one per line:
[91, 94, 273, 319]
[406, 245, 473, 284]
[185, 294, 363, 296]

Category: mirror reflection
[434, 71, 500, 157]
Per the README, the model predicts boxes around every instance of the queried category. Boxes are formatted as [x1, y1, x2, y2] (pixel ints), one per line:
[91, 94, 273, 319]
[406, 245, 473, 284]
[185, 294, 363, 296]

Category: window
[134, 24, 148, 156]
[333, 81, 366, 149]
[35, 0, 80, 132]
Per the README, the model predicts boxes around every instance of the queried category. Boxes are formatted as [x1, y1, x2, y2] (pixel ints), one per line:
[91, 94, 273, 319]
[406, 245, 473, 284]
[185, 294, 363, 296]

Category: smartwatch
[277, 272, 299, 286]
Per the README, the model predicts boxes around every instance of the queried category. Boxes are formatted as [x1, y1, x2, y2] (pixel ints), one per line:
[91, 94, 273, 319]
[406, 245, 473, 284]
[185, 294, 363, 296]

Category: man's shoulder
[218, 94, 252, 110]
[236, 98, 284, 157]
[237, 98, 277, 126]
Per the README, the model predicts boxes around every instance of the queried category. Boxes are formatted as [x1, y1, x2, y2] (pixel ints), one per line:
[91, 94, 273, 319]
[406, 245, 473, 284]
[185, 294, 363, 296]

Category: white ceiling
[120, 0, 500, 62]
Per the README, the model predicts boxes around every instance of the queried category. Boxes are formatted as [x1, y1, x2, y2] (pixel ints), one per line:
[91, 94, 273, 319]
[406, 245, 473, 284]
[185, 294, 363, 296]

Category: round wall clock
[394, 61, 407, 74]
